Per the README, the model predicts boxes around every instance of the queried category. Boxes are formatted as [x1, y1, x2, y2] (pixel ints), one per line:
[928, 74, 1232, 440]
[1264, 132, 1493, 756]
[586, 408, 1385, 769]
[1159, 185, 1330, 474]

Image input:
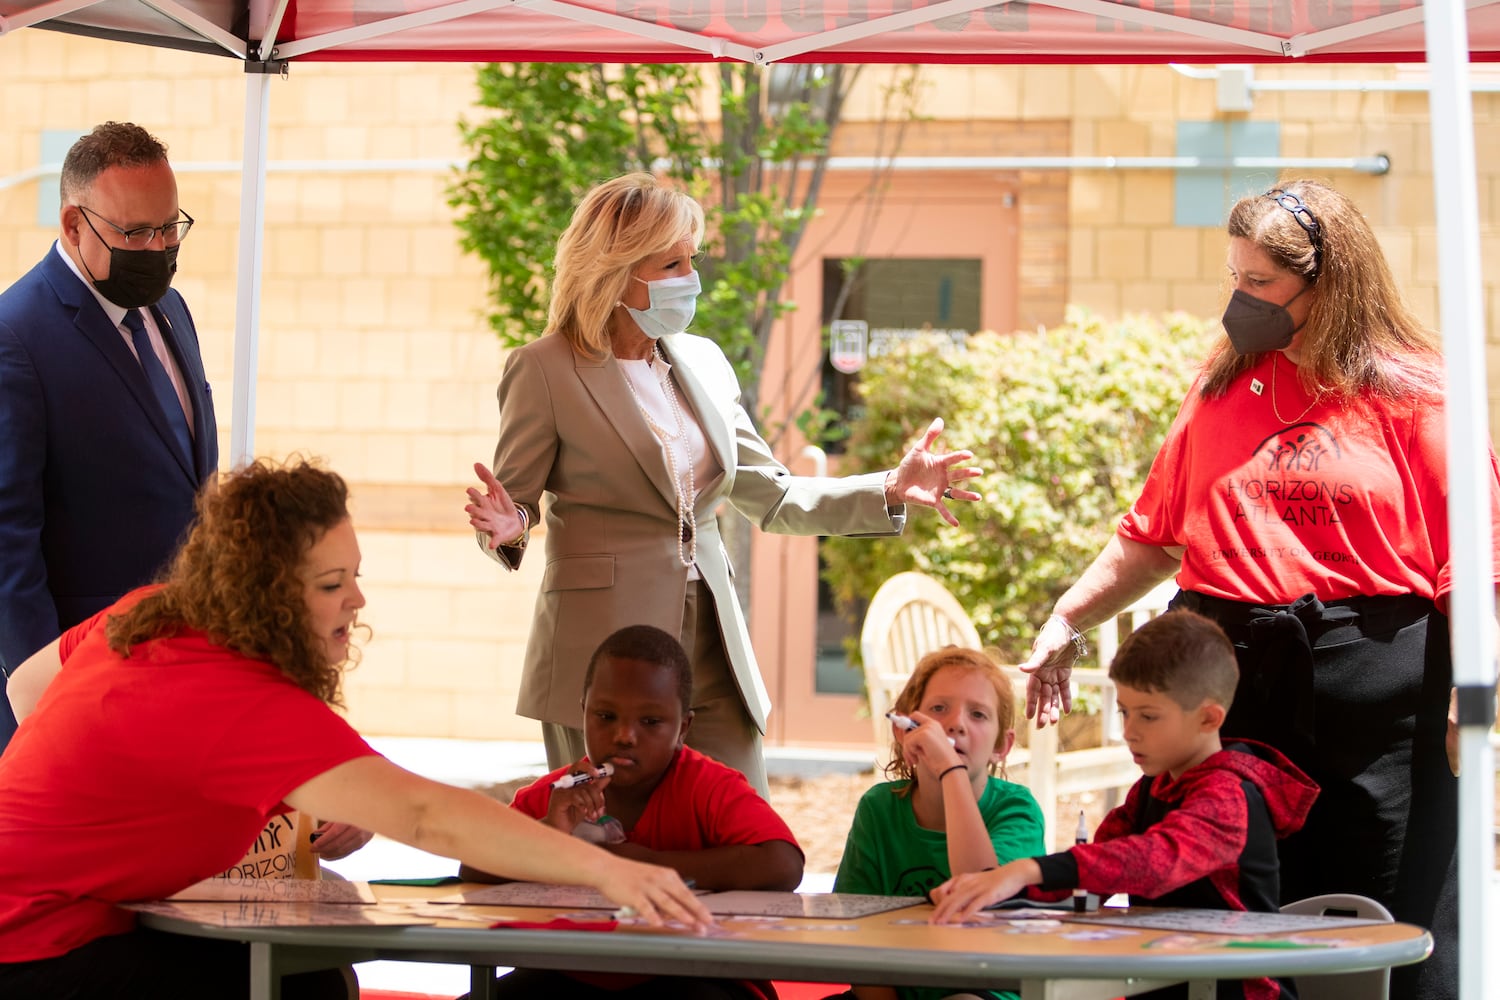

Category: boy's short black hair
[583, 625, 693, 711]
[1107, 610, 1238, 711]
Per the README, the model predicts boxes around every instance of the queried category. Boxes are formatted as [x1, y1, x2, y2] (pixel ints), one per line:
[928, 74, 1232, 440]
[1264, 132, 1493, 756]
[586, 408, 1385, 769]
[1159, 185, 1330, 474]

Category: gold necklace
[1271, 353, 1321, 424]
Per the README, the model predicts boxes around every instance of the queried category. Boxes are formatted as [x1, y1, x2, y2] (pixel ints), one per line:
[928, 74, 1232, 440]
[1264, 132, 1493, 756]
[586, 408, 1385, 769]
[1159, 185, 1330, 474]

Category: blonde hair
[883, 646, 1018, 791]
[547, 172, 705, 357]
[1201, 179, 1444, 402]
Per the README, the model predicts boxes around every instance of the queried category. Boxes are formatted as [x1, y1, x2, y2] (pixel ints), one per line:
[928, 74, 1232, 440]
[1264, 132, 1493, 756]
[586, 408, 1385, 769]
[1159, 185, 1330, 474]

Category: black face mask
[84, 244, 179, 310]
[1220, 285, 1309, 355]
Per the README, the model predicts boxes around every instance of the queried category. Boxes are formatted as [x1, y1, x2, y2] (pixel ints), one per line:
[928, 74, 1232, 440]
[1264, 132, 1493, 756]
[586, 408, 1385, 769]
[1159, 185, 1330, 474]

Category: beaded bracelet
[938, 764, 968, 782]
[1049, 613, 1089, 659]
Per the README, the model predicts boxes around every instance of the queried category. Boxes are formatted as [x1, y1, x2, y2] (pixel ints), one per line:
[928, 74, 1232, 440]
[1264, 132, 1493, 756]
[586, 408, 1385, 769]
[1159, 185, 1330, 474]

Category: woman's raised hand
[884, 417, 984, 527]
[466, 462, 524, 550]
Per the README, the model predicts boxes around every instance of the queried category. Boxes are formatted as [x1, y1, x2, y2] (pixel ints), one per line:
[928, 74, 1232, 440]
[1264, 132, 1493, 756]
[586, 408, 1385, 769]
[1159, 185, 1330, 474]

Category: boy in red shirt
[462, 624, 804, 999]
[931, 611, 1318, 1000]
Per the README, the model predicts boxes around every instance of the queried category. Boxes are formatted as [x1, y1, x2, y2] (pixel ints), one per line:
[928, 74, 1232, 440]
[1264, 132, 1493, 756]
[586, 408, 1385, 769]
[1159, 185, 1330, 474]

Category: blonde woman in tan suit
[466, 173, 980, 797]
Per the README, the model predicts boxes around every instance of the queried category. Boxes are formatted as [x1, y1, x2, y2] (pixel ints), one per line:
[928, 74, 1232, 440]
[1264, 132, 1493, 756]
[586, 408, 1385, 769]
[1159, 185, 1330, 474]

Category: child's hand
[928, 858, 1042, 923]
[545, 758, 609, 832]
[900, 710, 962, 774]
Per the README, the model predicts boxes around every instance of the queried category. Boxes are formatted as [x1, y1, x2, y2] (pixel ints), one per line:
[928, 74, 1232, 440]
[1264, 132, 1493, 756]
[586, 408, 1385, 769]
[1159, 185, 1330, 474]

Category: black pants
[0, 927, 352, 1000]
[1171, 590, 1457, 1000]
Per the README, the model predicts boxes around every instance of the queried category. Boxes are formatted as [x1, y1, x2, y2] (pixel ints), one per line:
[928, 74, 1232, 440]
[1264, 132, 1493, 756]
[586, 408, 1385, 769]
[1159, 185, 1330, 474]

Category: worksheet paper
[1074, 908, 1386, 935]
[452, 884, 922, 919]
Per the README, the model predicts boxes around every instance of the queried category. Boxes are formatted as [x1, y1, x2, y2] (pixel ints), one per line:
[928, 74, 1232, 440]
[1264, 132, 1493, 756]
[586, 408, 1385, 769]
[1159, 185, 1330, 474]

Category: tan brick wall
[2, 37, 1497, 744]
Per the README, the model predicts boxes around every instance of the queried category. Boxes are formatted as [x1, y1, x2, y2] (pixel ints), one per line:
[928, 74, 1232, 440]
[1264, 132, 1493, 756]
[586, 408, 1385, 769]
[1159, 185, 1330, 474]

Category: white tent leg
[1424, 0, 1496, 997]
[230, 66, 273, 467]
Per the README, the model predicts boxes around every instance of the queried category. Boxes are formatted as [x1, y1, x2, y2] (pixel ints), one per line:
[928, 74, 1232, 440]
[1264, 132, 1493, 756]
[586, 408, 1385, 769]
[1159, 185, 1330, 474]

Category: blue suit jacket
[0, 248, 217, 742]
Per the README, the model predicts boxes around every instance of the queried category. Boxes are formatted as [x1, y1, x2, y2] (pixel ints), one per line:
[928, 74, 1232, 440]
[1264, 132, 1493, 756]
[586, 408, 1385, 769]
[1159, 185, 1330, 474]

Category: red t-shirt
[0, 588, 377, 961]
[1119, 356, 1500, 611]
[511, 745, 800, 856]
[511, 746, 799, 999]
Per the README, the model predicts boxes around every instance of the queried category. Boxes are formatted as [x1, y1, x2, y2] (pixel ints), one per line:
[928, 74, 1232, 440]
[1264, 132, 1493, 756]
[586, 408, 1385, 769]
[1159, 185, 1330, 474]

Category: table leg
[470, 963, 498, 1000]
[249, 942, 281, 1000]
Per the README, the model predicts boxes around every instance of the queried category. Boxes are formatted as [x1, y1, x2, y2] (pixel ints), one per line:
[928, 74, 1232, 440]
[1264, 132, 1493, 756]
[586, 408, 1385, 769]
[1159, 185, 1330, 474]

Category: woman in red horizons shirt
[1017, 180, 1499, 1000]
[0, 458, 710, 1000]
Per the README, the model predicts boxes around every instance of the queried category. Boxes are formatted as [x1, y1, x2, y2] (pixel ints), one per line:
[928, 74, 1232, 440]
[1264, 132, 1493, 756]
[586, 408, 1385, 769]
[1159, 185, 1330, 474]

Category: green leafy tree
[820, 308, 1212, 664]
[449, 62, 921, 427]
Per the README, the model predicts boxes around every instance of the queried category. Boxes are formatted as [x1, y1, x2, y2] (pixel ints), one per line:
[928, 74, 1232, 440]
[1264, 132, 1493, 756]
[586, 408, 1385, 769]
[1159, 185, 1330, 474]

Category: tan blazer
[483, 331, 903, 732]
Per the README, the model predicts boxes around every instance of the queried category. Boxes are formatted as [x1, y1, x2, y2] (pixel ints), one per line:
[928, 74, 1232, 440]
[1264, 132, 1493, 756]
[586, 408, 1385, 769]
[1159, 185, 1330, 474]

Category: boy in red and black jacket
[930, 610, 1319, 1000]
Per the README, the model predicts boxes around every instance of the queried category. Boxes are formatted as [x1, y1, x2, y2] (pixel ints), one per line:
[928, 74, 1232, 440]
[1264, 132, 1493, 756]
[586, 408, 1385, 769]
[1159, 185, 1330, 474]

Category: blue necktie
[123, 308, 194, 466]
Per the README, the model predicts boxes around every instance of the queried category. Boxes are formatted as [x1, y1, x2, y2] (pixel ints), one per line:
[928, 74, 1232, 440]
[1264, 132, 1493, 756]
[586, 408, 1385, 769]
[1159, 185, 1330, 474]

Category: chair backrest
[859, 572, 981, 748]
[1279, 893, 1395, 1000]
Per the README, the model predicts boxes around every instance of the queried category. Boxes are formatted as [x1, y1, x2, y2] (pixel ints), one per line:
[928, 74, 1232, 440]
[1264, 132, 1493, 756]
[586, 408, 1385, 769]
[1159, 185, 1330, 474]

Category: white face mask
[625, 271, 701, 340]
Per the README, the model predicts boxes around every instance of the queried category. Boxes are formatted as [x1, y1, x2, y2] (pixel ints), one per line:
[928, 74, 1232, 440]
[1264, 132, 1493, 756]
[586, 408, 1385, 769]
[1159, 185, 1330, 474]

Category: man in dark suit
[0, 122, 218, 747]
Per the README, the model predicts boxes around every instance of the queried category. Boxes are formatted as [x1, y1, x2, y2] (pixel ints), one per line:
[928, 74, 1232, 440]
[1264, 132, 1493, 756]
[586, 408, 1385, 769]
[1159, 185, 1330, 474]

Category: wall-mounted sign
[868, 328, 970, 358]
[829, 319, 868, 374]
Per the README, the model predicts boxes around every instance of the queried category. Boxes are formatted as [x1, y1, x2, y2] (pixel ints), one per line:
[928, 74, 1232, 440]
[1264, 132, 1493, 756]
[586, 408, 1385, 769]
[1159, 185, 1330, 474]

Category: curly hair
[882, 646, 1019, 791]
[104, 457, 357, 704]
[59, 122, 170, 205]
[548, 172, 705, 358]
[1201, 179, 1443, 401]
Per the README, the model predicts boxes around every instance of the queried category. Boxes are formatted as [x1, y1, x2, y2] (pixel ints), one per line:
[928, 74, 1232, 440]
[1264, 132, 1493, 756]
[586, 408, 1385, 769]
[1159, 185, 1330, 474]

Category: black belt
[1171, 589, 1436, 756]
[1171, 590, 1435, 642]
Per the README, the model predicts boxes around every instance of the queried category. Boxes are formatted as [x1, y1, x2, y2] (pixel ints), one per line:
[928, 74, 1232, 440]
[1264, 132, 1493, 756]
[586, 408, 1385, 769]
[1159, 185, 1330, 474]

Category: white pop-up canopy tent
[1, 0, 1495, 995]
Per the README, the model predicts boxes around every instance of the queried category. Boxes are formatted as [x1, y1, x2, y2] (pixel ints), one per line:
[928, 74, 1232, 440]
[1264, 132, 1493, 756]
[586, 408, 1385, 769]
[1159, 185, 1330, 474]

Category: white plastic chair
[1279, 893, 1395, 1000]
[858, 571, 981, 748]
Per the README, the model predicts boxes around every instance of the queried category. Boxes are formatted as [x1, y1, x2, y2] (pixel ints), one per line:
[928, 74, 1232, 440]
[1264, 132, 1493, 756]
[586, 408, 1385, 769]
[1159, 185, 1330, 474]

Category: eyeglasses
[1264, 189, 1322, 274]
[79, 206, 194, 249]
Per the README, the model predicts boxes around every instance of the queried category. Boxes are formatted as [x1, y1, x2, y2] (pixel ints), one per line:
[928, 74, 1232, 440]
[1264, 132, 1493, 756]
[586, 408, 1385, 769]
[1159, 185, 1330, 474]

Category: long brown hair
[1200, 179, 1443, 401]
[883, 646, 1018, 790]
[105, 457, 356, 704]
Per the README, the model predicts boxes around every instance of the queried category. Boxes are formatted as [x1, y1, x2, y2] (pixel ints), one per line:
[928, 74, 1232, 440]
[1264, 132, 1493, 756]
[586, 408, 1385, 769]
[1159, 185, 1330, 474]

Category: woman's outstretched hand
[1019, 616, 1081, 728]
[884, 417, 984, 527]
[466, 462, 524, 550]
[596, 857, 716, 934]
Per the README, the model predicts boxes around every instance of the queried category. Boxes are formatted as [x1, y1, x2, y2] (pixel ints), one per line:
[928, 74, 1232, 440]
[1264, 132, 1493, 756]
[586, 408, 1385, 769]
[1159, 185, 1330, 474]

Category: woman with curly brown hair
[0, 457, 711, 1000]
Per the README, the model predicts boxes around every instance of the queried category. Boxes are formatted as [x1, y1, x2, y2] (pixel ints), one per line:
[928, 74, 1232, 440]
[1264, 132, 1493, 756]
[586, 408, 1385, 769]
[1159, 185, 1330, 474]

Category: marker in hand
[1073, 810, 1089, 913]
[552, 762, 614, 789]
[886, 710, 957, 747]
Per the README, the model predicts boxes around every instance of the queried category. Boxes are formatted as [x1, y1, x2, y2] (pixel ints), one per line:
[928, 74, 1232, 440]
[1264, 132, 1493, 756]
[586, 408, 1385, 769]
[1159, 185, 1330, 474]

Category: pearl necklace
[622, 347, 697, 567]
[1271, 353, 1321, 425]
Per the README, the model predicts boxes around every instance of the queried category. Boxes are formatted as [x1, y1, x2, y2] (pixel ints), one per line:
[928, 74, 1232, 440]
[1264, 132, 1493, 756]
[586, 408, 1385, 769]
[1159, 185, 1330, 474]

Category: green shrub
[821, 306, 1213, 665]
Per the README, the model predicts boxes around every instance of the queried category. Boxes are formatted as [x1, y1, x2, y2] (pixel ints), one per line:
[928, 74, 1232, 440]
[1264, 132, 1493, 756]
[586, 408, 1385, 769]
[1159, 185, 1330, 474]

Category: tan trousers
[540, 581, 769, 798]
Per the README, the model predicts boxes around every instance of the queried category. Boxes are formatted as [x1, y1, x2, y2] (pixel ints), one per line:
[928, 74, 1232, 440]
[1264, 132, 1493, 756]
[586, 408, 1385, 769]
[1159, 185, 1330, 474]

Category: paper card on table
[1075, 908, 1385, 935]
[703, 892, 924, 919]
[125, 900, 430, 928]
[168, 878, 377, 904]
[390, 902, 517, 923]
[452, 882, 619, 909]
